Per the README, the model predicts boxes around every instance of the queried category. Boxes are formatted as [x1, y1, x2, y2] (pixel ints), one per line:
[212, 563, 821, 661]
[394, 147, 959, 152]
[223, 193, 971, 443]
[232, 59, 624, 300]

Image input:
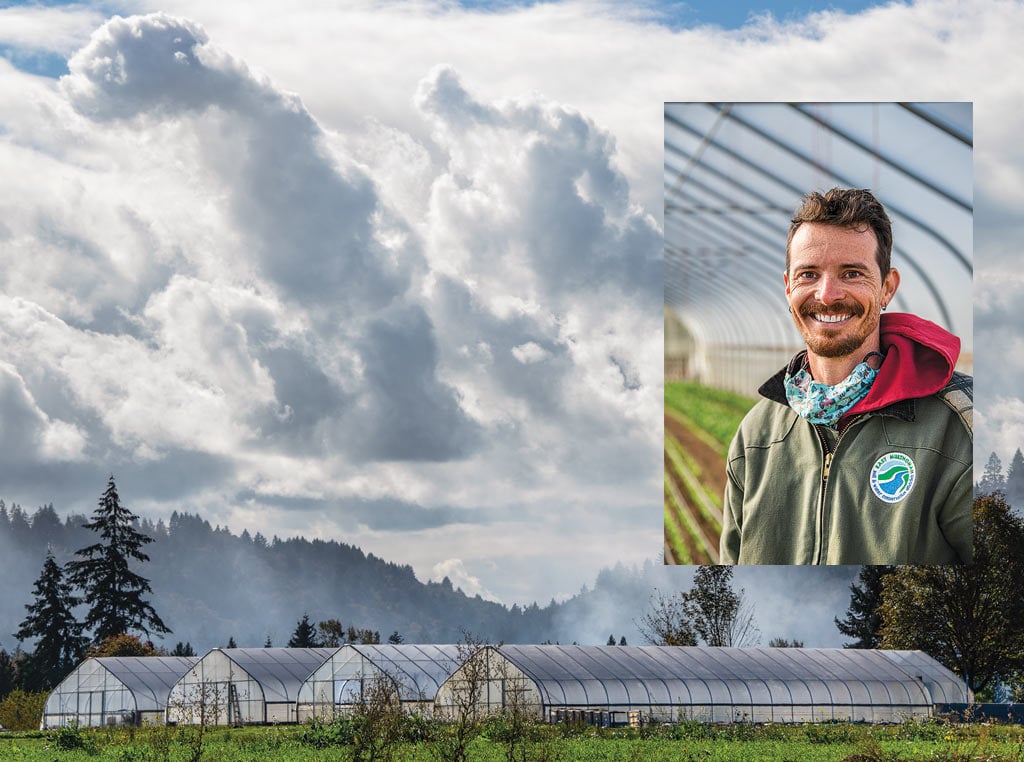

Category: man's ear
[883, 268, 900, 305]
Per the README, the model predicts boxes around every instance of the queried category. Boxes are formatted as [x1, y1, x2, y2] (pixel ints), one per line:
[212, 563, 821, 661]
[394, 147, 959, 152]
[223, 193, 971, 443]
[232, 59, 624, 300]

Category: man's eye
[843, 271, 864, 279]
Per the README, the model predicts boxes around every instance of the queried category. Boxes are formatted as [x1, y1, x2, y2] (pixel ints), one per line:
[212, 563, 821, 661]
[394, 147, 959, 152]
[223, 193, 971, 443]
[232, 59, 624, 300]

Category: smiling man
[720, 188, 973, 565]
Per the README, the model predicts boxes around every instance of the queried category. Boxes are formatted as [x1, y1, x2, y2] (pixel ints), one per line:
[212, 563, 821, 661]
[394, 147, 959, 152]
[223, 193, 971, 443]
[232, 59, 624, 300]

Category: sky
[0, 0, 1022, 639]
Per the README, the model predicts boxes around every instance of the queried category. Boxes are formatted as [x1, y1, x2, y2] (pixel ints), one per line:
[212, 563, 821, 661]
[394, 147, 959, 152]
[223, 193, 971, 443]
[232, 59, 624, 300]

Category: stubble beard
[796, 303, 880, 359]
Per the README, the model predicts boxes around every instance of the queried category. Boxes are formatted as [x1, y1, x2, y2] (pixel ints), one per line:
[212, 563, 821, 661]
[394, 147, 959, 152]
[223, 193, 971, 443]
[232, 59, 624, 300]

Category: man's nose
[815, 274, 844, 304]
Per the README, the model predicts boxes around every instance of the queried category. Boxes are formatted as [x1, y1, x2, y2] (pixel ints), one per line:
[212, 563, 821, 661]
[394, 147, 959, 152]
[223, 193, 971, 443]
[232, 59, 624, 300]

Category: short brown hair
[786, 188, 893, 276]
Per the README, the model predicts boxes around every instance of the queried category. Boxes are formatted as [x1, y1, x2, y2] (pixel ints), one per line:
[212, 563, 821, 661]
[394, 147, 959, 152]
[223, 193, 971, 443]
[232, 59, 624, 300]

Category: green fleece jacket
[720, 314, 973, 566]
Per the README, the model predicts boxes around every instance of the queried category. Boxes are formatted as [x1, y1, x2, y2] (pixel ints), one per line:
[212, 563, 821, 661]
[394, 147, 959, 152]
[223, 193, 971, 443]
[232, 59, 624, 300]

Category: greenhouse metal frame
[664, 102, 972, 395]
[41, 656, 199, 729]
[166, 647, 332, 725]
[297, 643, 463, 720]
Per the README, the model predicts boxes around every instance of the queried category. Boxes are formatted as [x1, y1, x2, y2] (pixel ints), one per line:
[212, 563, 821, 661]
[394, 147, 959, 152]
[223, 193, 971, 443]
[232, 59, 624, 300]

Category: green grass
[2, 721, 1023, 762]
[665, 381, 757, 455]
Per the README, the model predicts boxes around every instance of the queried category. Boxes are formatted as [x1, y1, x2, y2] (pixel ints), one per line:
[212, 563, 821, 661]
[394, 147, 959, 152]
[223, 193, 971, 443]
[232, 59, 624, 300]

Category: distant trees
[638, 566, 759, 647]
[977, 452, 1006, 495]
[67, 476, 170, 642]
[835, 566, 895, 649]
[879, 494, 1024, 694]
[1008, 449, 1024, 506]
[288, 614, 321, 648]
[87, 633, 161, 658]
[768, 638, 804, 648]
[14, 550, 88, 691]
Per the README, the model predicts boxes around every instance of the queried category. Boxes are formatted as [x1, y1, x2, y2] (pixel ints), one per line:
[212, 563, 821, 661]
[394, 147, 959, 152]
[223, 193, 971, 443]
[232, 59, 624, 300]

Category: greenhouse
[166, 647, 332, 725]
[297, 643, 463, 720]
[436, 645, 968, 725]
[41, 656, 198, 728]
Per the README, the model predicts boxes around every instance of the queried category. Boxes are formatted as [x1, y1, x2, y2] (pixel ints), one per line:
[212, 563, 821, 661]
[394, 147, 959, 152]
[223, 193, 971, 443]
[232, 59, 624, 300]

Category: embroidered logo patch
[870, 452, 916, 503]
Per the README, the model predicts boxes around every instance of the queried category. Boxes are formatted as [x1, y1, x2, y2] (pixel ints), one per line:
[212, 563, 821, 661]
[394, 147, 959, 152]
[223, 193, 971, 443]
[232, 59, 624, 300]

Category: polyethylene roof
[307, 644, 463, 702]
[664, 102, 972, 378]
[93, 656, 199, 711]
[219, 647, 333, 703]
[347, 644, 463, 699]
[495, 645, 965, 708]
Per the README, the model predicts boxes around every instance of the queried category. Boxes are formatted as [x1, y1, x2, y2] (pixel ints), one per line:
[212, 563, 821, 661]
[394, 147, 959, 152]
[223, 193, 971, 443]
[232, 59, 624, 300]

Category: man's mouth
[811, 313, 852, 324]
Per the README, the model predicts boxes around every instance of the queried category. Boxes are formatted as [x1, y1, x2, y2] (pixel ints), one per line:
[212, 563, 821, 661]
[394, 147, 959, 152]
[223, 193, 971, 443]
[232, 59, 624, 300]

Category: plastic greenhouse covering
[664, 102, 972, 396]
[167, 647, 333, 725]
[490, 645, 967, 723]
[298, 644, 463, 718]
[42, 656, 198, 728]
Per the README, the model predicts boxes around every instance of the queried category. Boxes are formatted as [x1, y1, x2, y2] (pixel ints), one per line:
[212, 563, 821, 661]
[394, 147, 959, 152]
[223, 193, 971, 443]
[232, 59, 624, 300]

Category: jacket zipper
[813, 416, 864, 565]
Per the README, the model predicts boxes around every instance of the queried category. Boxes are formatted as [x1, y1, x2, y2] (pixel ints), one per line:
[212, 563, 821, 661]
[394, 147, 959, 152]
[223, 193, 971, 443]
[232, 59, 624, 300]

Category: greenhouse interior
[663, 102, 973, 564]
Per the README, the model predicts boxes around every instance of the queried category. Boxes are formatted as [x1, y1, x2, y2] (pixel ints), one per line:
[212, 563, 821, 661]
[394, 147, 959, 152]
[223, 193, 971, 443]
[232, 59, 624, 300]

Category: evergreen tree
[879, 494, 1024, 693]
[171, 642, 195, 656]
[288, 614, 322, 648]
[263, 635, 273, 648]
[1007, 449, 1024, 506]
[387, 631, 404, 645]
[0, 649, 17, 700]
[14, 550, 87, 691]
[67, 476, 170, 642]
[606, 634, 616, 646]
[618, 636, 627, 646]
[835, 566, 896, 649]
[226, 636, 237, 649]
[977, 452, 1006, 495]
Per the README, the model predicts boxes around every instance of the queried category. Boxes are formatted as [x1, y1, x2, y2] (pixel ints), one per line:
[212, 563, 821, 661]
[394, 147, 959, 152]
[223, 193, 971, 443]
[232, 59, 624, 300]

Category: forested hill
[0, 502, 569, 652]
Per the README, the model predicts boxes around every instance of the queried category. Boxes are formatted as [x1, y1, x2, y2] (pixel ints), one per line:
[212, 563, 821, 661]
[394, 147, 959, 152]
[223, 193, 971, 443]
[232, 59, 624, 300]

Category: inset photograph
[664, 103, 973, 565]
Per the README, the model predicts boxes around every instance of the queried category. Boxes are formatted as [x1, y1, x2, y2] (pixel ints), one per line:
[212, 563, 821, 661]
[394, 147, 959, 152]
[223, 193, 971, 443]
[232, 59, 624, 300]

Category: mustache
[798, 302, 865, 318]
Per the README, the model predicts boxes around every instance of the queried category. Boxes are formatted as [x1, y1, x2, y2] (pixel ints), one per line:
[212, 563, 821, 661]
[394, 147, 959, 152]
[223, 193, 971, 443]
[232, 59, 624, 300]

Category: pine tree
[387, 631, 404, 645]
[288, 614, 322, 648]
[171, 642, 195, 656]
[67, 476, 170, 642]
[835, 566, 895, 648]
[226, 636, 237, 648]
[977, 452, 1006, 495]
[606, 634, 616, 646]
[14, 550, 87, 691]
[1007, 449, 1024, 506]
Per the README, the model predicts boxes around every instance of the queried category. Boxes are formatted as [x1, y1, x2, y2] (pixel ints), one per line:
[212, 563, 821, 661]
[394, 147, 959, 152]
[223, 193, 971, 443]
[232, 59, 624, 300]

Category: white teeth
[813, 314, 850, 323]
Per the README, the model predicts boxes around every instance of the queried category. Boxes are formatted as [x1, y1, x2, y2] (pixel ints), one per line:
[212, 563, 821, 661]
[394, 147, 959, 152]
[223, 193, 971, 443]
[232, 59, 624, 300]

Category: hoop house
[437, 645, 967, 725]
[297, 643, 462, 720]
[167, 647, 331, 725]
[42, 656, 198, 728]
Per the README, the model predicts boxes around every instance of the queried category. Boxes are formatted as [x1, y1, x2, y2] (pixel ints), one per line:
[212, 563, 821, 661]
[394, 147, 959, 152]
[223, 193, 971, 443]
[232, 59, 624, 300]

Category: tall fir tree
[15, 549, 88, 691]
[977, 452, 1006, 495]
[1006, 449, 1024, 506]
[834, 565, 896, 648]
[67, 476, 170, 642]
[288, 614, 322, 648]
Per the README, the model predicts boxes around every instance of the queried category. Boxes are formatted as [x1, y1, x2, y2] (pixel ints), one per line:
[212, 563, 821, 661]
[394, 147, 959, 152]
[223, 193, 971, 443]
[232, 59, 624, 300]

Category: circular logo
[870, 452, 916, 503]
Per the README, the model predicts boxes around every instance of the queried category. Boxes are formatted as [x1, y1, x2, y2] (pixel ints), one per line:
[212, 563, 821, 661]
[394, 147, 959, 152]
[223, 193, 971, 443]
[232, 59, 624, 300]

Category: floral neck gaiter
[784, 352, 884, 428]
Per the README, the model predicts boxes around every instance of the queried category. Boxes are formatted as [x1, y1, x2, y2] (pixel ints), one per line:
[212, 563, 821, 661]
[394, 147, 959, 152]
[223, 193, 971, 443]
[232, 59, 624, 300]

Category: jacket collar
[759, 312, 960, 424]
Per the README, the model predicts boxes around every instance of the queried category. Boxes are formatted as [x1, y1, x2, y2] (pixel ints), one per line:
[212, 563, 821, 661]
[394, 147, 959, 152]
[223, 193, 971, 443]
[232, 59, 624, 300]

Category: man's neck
[806, 343, 880, 386]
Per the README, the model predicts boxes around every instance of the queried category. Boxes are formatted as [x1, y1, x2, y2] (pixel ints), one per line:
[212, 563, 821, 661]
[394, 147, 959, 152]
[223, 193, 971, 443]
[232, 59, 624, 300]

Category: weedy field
[2, 719, 1024, 762]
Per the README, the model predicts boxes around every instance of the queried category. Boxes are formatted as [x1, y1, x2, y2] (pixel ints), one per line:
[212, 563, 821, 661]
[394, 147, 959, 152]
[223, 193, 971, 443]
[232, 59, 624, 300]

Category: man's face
[784, 222, 899, 359]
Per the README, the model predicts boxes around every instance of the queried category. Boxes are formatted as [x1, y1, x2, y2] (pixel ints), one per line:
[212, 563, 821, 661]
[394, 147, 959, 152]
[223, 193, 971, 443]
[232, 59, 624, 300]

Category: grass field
[664, 380, 757, 456]
[3, 720, 1024, 762]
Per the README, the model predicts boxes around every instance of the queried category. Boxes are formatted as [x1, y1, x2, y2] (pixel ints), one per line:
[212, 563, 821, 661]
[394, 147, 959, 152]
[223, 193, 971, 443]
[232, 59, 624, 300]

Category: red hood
[844, 312, 960, 418]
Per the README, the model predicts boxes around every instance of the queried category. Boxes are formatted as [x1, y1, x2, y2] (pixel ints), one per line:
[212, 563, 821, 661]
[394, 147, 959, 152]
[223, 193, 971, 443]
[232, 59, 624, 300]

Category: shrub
[0, 689, 47, 731]
[50, 720, 91, 751]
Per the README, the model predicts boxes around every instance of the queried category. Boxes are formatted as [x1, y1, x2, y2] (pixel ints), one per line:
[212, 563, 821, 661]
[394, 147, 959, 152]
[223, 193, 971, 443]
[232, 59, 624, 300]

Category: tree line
[835, 491, 1024, 700]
